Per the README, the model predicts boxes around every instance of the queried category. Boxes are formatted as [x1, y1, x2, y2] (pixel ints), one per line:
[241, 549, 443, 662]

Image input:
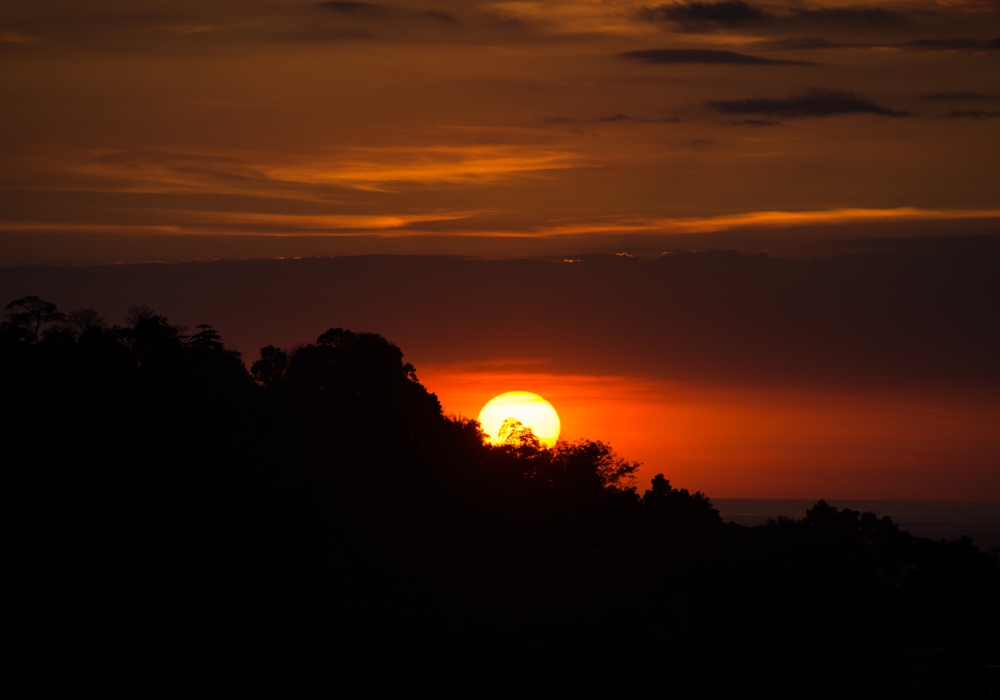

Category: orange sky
[419, 366, 1000, 500]
[1, 2, 998, 500]
[1, 0, 999, 264]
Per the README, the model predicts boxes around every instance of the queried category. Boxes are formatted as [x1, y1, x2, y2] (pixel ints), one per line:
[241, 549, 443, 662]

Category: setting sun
[477, 391, 561, 448]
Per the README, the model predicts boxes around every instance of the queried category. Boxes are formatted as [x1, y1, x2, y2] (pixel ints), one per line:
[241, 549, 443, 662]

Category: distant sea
[712, 499, 1000, 550]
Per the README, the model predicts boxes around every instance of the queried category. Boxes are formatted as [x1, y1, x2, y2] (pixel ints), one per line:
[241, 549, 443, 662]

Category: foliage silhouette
[3, 296, 997, 695]
[2, 295, 65, 343]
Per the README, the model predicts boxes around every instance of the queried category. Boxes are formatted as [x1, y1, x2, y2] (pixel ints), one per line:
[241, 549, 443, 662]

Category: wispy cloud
[728, 118, 783, 127]
[636, 1, 770, 30]
[617, 48, 810, 65]
[554, 114, 681, 124]
[706, 88, 910, 118]
[751, 37, 859, 51]
[945, 109, 1000, 118]
[903, 36, 1000, 50]
[15, 206, 998, 241]
[636, 1, 912, 32]
[170, 210, 477, 232]
[319, 2, 393, 18]
[921, 91, 996, 101]
[260, 146, 582, 191]
[0, 31, 41, 44]
[480, 0, 640, 35]
[3, 145, 582, 196]
[474, 207, 1000, 237]
[0, 211, 479, 236]
[318, 1, 457, 23]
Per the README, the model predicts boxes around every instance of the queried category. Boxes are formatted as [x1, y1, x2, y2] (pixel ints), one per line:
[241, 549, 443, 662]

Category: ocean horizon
[712, 499, 1000, 550]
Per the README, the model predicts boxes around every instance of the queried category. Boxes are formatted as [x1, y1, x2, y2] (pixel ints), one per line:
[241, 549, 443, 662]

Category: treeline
[4, 296, 998, 695]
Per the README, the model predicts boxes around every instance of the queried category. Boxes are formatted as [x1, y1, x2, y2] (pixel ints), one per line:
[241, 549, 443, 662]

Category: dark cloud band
[618, 48, 809, 65]
[637, 1, 910, 31]
[706, 88, 909, 118]
[318, 1, 457, 23]
[637, 1, 768, 29]
[922, 92, 995, 101]
[319, 1, 391, 17]
[904, 37, 1000, 51]
[947, 109, 1000, 119]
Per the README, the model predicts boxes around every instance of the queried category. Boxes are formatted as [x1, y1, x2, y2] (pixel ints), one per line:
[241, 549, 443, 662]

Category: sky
[1, 1, 999, 499]
[3, 249, 997, 500]
[1, 0, 999, 264]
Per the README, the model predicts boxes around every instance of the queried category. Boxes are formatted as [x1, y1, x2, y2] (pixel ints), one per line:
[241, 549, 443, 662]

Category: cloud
[752, 37, 859, 51]
[922, 91, 995, 100]
[791, 6, 909, 27]
[934, 0, 1000, 9]
[318, 2, 392, 17]
[27, 206, 1000, 243]
[706, 88, 910, 118]
[0, 31, 41, 44]
[637, 1, 911, 32]
[729, 118, 783, 127]
[521, 207, 1000, 237]
[551, 114, 681, 125]
[266, 146, 580, 191]
[0, 211, 479, 236]
[903, 37, 1000, 50]
[421, 10, 458, 23]
[317, 1, 457, 23]
[156, 210, 478, 234]
[617, 48, 809, 65]
[946, 109, 1000, 118]
[755, 36, 1000, 54]
[1, 144, 584, 214]
[637, 1, 769, 29]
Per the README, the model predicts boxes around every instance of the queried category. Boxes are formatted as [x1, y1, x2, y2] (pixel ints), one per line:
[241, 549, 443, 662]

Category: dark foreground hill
[5, 297, 998, 696]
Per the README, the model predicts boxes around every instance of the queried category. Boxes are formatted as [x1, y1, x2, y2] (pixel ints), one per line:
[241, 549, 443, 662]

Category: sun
[477, 391, 561, 448]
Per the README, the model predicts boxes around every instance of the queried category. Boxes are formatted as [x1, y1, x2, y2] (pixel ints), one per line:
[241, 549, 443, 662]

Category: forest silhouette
[5, 296, 998, 696]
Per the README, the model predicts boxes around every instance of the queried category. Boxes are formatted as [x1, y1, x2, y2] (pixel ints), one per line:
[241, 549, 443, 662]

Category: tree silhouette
[251, 345, 288, 388]
[65, 308, 105, 336]
[4, 295, 998, 696]
[2, 296, 65, 343]
[497, 418, 542, 449]
[187, 324, 224, 350]
[642, 473, 721, 529]
[125, 312, 183, 365]
[554, 439, 639, 492]
[124, 305, 155, 326]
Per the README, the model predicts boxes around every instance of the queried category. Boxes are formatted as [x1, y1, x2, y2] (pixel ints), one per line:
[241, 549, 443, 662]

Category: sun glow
[477, 391, 561, 448]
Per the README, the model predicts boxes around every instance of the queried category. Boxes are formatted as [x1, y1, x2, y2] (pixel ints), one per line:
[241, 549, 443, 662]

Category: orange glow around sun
[417, 366, 1000, 501]
[477, 391, 561, 448]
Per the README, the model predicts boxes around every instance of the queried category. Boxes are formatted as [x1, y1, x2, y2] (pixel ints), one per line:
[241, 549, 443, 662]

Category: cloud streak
[903, 37, 1000, 51]
[637, 1, 768, 29]
[706, 88, 910, 118]
[4, 145, 582, 198]
[318, 1, 457, 23]
[0, 211, 479, 236]
[319, 2, 392, 17]
[9, 206, 1000, 242]
[922, 91, 996, 101]
[946, 109, 1000, 119]
[617, 48, 810, 65]
[636, 1, 912, 31]
[507, 207, 1000, 237]
[260, 146, 582, 191]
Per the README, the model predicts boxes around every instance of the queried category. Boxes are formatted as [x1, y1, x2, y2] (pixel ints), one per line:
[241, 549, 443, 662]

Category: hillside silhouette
[5, 296, 998, 696]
